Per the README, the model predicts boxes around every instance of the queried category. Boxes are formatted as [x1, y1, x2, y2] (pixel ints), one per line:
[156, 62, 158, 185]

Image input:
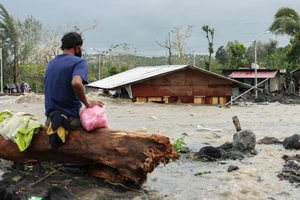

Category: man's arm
[72, 75, 104, 109]
[72, 75, 91, 108]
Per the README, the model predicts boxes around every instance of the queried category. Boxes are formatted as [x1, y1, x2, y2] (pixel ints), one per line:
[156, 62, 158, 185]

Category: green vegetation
[172, 136, 187, 153]
[202, 25, 214, 71]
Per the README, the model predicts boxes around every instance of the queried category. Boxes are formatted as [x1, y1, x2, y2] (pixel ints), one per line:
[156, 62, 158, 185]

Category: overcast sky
[2, 0, 300, 56]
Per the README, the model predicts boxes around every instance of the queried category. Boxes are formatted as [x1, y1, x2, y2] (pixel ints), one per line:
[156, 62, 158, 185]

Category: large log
[0, 126, 180, 185]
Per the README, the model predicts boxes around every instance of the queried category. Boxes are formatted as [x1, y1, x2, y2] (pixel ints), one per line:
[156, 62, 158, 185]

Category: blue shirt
[44, 54, 89, 117]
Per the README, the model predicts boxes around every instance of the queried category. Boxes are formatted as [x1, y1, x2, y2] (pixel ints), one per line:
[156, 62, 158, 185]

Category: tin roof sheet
[229, 71, 277, 78]
[88, 65, 252, 89]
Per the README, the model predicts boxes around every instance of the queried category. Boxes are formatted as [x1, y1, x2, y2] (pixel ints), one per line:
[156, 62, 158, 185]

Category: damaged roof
[87, 65, 252, 90]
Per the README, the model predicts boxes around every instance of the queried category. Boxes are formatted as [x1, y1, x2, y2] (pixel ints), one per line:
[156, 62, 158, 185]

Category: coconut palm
[269, 7, 300, 40]
[269, 7, 300, 70]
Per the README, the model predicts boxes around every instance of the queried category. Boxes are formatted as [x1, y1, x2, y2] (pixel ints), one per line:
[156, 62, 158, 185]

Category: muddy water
[1, 95, 300, 199]
[105, 100, 300, 200]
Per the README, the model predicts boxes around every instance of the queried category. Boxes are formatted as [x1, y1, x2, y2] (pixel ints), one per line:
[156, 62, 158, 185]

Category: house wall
[270, 76, 280, 92]
[231, 75, 282, 93]
[131, 68, 233, 104]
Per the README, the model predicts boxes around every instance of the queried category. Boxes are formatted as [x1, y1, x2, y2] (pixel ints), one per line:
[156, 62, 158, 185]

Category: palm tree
[269, 7, 300, 40]
[269, 7, 300, 70]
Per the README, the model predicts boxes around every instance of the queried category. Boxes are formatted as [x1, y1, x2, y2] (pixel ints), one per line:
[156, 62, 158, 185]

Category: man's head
[61, 32, 83, 57]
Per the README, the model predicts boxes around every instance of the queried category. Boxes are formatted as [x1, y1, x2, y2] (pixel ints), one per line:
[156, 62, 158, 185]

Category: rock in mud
[222, 151, 245, 160]
[194, 146, 222, 161]
[232, 129, 256, 152]
[0, 186, 20, 200]
[193, 130, 258, 162]
[218, 142, 233, 150]
[257, 136, 282, 144]
[227, 165, 239, 172]
[41, 186, 77, 200]
[283, 134, 300, 150]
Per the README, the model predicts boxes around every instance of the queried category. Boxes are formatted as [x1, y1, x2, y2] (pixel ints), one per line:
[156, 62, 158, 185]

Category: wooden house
[88, 65, 252, 105]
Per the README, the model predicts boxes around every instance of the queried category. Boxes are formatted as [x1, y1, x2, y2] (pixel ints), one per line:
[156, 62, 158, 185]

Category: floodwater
[1, 94, 300, 200]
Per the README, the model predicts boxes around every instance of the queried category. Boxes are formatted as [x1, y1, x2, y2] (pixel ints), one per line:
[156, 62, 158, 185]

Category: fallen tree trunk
[0, 126, 180, 185]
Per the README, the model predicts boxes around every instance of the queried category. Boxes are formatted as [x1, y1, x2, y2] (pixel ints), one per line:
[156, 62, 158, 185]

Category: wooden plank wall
[132, 68, 233, 104]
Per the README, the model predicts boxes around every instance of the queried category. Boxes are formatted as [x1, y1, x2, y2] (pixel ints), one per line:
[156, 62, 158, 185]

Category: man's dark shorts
[45, 117, 82, 129]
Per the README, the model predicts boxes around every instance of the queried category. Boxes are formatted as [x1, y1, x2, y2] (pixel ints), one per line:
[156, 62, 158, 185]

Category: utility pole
[254, 31, 270, 99]
[0, 42, 8, 94]
[0, 46, 3, 94]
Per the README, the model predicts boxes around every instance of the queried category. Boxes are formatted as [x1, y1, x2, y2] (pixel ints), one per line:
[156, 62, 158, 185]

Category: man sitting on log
[44, 32, 103, 148]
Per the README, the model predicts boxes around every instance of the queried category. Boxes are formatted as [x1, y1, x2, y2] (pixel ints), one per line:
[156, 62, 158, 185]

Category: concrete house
[88, 65, 252, 105]
[224, 64, 285, 93]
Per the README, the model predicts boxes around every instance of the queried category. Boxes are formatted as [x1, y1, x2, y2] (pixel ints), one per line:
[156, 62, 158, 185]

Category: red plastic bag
[80, 105, 108, 131]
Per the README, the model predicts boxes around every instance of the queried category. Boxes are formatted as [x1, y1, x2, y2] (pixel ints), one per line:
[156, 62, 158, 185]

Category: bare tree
[171, 25, 193, 64]
[36, 19, 100, 65]
[106, 43, 137, 69]
[156, 32, 172, 65]
[35, 27, 63, 65]
[74, 19, 99, 35]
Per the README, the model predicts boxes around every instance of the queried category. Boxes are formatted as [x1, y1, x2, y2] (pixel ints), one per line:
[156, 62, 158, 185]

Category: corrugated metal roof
[229, 71, 277, 78]
[88, 65, 252, 89]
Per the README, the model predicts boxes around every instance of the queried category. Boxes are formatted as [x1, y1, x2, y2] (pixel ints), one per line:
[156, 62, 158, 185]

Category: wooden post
[232, 116, 241, 132]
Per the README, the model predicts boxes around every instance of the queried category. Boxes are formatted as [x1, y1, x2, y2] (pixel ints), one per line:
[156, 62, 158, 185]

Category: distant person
[44, 32, 103, 129]
[14, 83, 20, 93]
[20, 82, 30, 93]
[24, 83, 30, 93]
[20, 82, 25, 93]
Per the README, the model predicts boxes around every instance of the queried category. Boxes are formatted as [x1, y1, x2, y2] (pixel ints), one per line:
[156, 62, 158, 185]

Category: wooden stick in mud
[232, 116, 241, 132]
[0, 126, 180, 185]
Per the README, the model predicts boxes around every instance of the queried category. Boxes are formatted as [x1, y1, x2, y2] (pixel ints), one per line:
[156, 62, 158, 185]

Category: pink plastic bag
[80, 105, 108, 131]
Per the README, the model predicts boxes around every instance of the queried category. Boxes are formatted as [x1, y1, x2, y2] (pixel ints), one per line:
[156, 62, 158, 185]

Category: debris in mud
[257, 136, 283, 145]
[196, 125, 223, 132]
[194, 171, 211, 176]
[40, 186, 77, 200]
[237, 92, 300, 105]
[278, 154, 300, 185]
[276, 134, 300, 186]
[0, 161, 146, 200]
[13, 93, 44, 104]
[227, 165, 239, 172]
[193, 130, 257, 162]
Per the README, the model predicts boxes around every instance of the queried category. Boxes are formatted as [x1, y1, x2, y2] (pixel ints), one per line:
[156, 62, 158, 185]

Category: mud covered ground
[0, 160, 149, 199]
[0, 94, 160, 200]
[1, 92, 300, 200]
